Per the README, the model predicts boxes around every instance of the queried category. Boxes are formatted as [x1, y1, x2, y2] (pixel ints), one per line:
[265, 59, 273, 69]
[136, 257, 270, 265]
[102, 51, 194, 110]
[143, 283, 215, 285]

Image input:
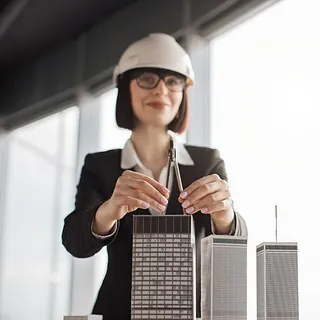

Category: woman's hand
[178, 173, 234, 230]
[108, 170, 170, 219]
[93, 170, 170, 235]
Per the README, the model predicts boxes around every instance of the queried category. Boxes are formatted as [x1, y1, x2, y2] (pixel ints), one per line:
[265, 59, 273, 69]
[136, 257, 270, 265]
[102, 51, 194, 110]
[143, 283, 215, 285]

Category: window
[210, 0, 320, 318]
[0, 107, 79, 320]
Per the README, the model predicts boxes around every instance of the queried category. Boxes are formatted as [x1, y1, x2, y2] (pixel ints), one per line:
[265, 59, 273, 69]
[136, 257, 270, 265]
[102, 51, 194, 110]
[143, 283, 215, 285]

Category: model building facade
[131, 215, 196, 320]
[257, 242, 299, 320]
[201, 235, 248, 320]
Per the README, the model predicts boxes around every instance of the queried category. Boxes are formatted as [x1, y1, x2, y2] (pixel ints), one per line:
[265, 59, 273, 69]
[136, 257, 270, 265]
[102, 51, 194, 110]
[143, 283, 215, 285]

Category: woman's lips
[146, 102, 167, 109]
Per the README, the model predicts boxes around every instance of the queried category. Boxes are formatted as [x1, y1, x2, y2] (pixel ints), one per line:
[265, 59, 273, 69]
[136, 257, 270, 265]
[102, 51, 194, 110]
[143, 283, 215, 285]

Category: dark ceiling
[0, 0, 137, 70]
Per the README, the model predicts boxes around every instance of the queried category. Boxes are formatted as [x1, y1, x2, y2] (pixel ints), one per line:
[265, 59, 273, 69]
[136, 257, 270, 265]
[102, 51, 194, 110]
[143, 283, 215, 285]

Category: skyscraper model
[201, 235, 248, 320]
[131, 215, 196, 320]
[256, 242, 299, 320]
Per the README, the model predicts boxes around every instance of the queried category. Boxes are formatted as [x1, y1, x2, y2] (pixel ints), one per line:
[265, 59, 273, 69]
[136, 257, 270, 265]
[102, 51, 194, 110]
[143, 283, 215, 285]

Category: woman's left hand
[178, 173, 234, 224]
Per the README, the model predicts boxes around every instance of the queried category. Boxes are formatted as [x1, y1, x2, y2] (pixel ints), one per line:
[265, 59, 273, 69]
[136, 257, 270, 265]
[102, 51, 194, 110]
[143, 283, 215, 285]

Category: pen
[165, 138, 186, 214]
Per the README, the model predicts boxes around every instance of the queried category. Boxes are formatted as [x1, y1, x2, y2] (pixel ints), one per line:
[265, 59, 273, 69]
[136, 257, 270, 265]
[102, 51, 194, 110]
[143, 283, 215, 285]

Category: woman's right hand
[93, 170, 170, 235]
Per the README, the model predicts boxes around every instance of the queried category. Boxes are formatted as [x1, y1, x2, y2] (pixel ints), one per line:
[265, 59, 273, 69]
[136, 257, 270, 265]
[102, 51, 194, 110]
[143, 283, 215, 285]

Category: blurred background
[0, 0, 319, 319]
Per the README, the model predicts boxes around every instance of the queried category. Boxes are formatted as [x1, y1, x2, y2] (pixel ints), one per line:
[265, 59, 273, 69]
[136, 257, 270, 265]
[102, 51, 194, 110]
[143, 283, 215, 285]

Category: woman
[62, 33, 247, 319]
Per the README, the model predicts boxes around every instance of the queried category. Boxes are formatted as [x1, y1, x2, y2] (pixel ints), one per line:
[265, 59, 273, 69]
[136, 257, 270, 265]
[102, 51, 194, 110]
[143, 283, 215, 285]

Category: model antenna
[275, 205, 278, 242]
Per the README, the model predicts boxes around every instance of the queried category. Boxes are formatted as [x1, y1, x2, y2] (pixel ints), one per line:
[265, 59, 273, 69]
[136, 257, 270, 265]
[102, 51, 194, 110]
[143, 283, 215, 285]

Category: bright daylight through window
[210, 0, 320, 318]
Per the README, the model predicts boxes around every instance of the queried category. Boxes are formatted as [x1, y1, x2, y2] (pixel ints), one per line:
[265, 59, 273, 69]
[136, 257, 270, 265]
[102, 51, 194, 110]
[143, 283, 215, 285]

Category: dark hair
[115, 71, 189, 134]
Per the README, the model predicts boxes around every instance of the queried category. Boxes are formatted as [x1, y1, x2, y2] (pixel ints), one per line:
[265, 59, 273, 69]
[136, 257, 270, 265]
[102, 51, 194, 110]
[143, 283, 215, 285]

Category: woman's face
[130, 71, 184, 129]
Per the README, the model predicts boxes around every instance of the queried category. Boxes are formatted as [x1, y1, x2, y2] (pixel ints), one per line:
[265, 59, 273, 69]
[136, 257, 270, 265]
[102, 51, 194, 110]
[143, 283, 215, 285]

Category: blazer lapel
[166, 164, 194, 215]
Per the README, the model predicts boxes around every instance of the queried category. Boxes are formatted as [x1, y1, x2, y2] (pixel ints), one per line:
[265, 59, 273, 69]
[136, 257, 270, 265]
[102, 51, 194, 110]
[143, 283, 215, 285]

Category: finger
[112, 193, 166, 215]
[180, 180, 224, 208]
[113, 194, 167, 213]
[118, 177, 169, 205]
[184, 192, 231, 215]
[130, 189, 167, 212]
[179, 174, 221, 200]
[117, 177, 169, 209]
[200, 199, 231, 215]
[113, 195, 150, 212]
[122, 170, 170, 196]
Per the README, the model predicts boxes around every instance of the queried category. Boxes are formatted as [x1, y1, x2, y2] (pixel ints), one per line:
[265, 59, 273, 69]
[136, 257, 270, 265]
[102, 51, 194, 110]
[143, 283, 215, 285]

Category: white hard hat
[113, 33, 195, 86]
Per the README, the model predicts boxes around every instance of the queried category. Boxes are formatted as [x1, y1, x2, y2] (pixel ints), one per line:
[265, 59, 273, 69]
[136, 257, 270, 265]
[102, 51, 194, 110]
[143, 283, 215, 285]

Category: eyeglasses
[135, 72, 186, 92]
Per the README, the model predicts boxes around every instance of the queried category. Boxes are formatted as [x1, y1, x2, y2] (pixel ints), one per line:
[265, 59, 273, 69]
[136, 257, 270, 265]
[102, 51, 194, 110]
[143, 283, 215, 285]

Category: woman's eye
[140, 74, 157, 83]
[167, 77, 182, 85]
[167, 79, 177, 85]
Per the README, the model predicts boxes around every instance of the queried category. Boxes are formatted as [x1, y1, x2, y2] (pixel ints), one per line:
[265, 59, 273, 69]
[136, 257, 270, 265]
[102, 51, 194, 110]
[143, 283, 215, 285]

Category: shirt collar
[121, 133, 194, 169]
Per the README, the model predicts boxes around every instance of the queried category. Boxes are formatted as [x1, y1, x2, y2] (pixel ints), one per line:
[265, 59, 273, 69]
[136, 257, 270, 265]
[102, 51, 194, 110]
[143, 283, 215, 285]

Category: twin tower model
[131, 215, 299, 320]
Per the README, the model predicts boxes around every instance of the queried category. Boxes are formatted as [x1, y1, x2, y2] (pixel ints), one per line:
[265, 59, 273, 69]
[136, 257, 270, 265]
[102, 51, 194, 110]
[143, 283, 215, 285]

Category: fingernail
[201, 207, 208, 213]
[162, 187, 170, 194]
[142, 202, 150, 209]
[182, 200, 190, 208]
[186, 207, 194, 214]
[157, 204, 166, 211]
[180, 191, 188, 199]
[160, 196, 168, 205]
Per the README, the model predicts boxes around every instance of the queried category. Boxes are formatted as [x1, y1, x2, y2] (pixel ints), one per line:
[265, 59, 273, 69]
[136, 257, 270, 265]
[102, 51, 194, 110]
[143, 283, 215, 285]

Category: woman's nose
[153, 79, 168, 95]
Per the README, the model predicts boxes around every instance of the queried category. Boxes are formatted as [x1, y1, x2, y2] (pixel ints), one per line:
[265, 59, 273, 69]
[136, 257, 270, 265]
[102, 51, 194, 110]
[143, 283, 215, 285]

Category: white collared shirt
[120, 133, 194, 215]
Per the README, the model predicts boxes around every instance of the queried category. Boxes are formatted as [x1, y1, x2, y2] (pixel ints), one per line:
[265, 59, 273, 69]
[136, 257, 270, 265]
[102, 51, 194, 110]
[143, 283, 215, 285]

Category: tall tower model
[256, 242, 299, 320]
[201, 235, 248, 320]
[131, 215, 196, 320]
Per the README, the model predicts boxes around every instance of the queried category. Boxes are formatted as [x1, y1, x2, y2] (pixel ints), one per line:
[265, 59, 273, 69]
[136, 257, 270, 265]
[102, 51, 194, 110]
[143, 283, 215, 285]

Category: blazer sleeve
[208, 150, 248, 237]
[61, 154, 119, 258]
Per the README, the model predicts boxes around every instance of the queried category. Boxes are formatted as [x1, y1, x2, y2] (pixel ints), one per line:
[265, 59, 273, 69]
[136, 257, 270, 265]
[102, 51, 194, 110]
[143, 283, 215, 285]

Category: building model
[201, 235, 248, 320]
[131, 215, 196, 320]
[256, 242, 299, 320]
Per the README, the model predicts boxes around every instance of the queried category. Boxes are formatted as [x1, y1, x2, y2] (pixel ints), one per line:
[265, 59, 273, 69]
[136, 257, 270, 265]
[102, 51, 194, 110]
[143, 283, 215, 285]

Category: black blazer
[62, 145, 235, 320]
